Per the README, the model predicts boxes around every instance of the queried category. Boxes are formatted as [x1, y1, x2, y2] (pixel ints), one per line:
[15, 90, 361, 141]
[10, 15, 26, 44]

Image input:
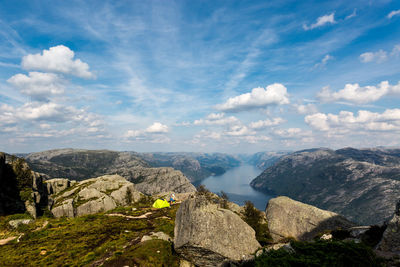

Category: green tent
[152, 199, 170, 209]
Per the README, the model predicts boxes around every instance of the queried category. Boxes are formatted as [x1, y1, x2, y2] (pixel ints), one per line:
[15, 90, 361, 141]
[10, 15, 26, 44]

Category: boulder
[50, 175, 143, 218]
[45, 178, 76, 195]
[266, 196, 356, 241]
[174, 195, 261, 266]
[127, 167, 196, 195]
[8, 219, 32, 229]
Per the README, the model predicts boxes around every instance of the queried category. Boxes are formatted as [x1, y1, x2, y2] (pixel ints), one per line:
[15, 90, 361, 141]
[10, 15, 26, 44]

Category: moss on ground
[0, 205, 179, 266]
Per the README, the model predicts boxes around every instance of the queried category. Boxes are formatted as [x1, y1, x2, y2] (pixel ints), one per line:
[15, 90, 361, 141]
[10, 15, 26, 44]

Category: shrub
[219, 191, 229, 209]
[243, 201, 272, 245]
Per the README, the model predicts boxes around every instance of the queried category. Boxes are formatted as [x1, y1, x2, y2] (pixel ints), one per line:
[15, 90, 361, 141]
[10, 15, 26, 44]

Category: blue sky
[1, 0, 400, 153]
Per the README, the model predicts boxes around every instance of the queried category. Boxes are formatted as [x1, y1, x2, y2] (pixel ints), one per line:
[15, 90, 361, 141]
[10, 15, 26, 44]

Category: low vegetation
[0, 201, 179, 266]
[246, 240, 384, 267]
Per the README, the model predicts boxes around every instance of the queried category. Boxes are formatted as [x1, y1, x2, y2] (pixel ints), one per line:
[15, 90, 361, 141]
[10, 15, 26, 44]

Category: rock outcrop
[377, 201, 400, 255]
[0, 152, 48, 218]
[251, 147, 400, 225]
[174, 195, 260, 266]
[50, 175, 142, 218]
[126, 167, 196, 195]
[266, 196, 356, 241]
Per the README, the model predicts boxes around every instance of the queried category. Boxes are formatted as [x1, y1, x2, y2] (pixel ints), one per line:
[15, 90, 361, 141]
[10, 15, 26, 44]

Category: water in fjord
[200, 164, 274, 210]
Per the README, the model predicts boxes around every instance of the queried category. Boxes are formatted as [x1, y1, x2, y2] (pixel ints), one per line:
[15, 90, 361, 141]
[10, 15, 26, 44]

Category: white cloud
[249, 117, 284, 129]
[124, 130, 143, 138]
[359, 50, 387, 63]
[317, 81, 400, 104]
[225, 125, 255, 136]
[0, 102, 102, 126]
[345, 9, 357, 20]
[216, 83, 289, 112]
[21, 45, 95, 79]
[305, 109, 400, 132]
[314, 54, 334, 69]
[294, 103, 318, 115]
[7, 72, 65, 101]
[391, 45, 400, 57]
[303, 13, 336, 30]
[194, 113, 240, 126]
[359, 44, 400, 63]
[124, 122, 169, 141]
[145, 122, 169, 133]
[388, 10, 400, 19]
[244, 135, 271, 143]
[274, 128, 310, 138]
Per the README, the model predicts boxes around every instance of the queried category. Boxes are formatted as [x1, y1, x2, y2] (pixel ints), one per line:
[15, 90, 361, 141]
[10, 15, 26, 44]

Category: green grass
[0, 205, 180, 266]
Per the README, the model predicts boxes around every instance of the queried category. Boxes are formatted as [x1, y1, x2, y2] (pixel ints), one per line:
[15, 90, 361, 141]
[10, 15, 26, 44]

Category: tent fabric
[152, 199, 170, 209]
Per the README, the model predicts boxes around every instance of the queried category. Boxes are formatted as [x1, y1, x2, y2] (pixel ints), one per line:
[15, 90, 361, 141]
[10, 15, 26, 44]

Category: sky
[0, 0, 400, 154]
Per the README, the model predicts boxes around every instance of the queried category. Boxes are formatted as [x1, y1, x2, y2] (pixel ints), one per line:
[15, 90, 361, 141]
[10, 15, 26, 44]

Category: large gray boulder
[266, 196, 356, 241]
[50, 175, 142, 218]
[126, 167, 196, 195]
[174, 195, 261, 266]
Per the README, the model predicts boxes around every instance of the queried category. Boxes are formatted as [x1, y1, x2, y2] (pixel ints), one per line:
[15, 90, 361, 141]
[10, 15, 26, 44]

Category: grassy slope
[0, 200, 180, 267]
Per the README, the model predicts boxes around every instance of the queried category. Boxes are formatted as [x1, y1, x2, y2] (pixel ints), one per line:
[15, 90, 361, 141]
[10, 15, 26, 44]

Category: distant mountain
[25, 149, 149, 180]
[136, 152, 241, 183]
[250, 147, 400, 225]
[24, 149, 241, 185]
[245, 151, 290, 170]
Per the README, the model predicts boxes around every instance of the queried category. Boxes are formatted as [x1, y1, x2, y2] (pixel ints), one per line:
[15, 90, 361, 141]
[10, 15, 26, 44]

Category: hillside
[25, 149, 149, 180]
[137, 152, 241, 183]
[250, 147, 400, 225]
[24, 149, 241, 184]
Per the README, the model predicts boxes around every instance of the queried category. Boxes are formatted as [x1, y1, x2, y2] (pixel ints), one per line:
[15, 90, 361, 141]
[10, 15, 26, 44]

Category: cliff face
[251, 148, 400, 225]
[0, 152, 48, 217]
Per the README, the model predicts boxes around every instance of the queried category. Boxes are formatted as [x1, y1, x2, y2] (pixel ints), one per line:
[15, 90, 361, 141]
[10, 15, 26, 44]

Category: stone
[8, 219, 32, 229]
[45, 178, 74, 195]
[51, 199, 75, 218]
[140, 232, 171, 243]
[266, 196, 356, 242]
[128, 167, 196, 195]
[50, 175, 143, 218]
[174, 195, 261, 266]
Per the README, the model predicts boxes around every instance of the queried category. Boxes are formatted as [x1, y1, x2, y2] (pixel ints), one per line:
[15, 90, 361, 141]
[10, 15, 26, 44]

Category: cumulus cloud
[145, 122, 169, 133]
[0, 102, 102, 129]
[124, 122, 169, 141]
[21, 45, 95, 79]
[303, 13, 336, 30]
[388, 10, 400, 19]
[294, 103, 318, 115]
[305, 109, 400, 132]
[7, 72, 65, 101]
[225, 125, 255, 136]
[317, 81, 400, 104]
[216, 83, 289, 112]
[360, 44, 400, 63]
[194, 113, 240, 126]
[249, 117, 284, 129]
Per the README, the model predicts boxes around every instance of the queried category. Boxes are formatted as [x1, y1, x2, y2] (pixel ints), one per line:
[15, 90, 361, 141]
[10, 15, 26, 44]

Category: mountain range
[250, 147, 400, 225]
